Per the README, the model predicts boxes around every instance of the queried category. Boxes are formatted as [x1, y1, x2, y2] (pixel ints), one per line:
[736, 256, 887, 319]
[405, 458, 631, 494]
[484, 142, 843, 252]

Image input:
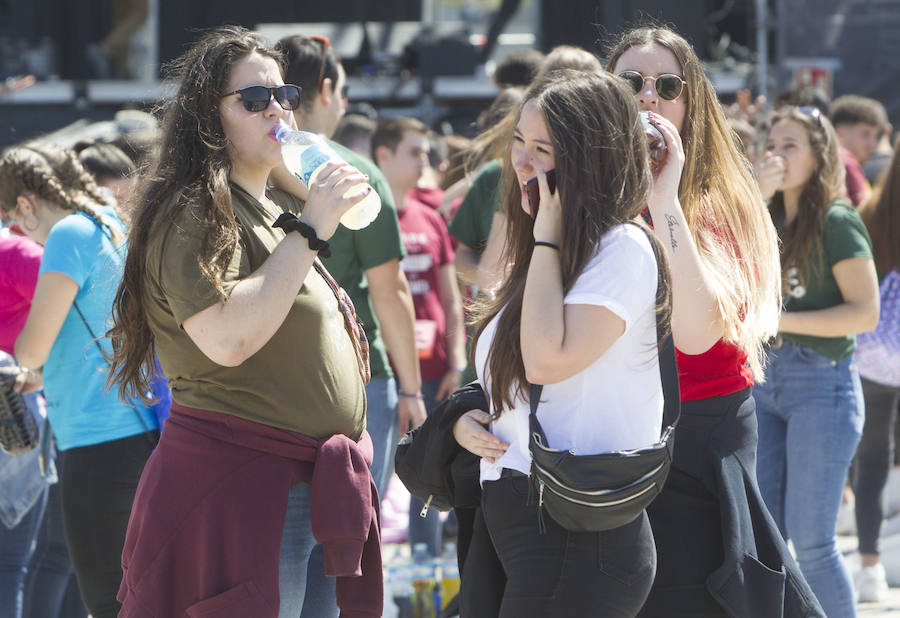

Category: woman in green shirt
[105, 26, 379, 614]
[755, 106, 881, 617]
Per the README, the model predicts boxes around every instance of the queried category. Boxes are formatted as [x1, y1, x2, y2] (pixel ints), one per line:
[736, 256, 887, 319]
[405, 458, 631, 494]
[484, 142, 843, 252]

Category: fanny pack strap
[528, 221, 681, 446]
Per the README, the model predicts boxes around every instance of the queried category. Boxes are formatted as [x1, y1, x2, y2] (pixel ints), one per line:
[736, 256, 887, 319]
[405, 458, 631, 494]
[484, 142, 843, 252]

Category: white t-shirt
[477, 223, 664, 483]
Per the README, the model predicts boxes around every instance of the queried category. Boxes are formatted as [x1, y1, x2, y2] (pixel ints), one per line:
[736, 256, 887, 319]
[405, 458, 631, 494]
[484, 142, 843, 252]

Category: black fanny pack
[528, 223, 680, 533]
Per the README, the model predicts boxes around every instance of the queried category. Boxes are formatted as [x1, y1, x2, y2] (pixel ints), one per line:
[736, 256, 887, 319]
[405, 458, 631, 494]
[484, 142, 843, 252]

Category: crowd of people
[0, 20, 897, 618]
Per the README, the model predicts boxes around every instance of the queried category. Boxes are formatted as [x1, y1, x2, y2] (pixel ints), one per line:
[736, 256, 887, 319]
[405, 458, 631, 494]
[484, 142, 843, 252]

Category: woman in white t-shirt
[452, 71, 671, 617]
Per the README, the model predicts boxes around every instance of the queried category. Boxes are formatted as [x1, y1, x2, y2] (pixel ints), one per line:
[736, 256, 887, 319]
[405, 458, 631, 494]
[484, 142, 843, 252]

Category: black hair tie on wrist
[273, 213, 331, 258]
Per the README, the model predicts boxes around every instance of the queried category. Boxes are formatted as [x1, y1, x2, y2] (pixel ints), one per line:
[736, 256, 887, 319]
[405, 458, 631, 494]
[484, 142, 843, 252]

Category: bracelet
[273, 213, 331, 258]
[17, 366, 36, 380]
[533, 240, 560, 251]
[398, 389, 424, 400]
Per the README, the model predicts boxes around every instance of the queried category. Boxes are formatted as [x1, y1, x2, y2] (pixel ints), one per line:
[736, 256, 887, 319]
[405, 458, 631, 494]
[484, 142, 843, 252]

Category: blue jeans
[279, 377, 397, 617]
[755, 342, 863, 618]
[0, 486, 46, 618]
[365, 376, 399, 498]
[408, 378, 444, 558]
[278, 484, 336, 618]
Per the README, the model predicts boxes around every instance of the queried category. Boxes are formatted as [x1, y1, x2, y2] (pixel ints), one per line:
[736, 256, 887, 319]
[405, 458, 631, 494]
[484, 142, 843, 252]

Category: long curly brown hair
[106, 26, 285, 402]
[0, 142, 118, 240]
[469, 71, 670, 417]
[767, 108, 846, 292]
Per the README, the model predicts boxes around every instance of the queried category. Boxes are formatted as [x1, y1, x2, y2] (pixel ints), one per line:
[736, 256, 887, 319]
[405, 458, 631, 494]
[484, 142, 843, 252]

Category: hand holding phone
[525, 168, 557, 217]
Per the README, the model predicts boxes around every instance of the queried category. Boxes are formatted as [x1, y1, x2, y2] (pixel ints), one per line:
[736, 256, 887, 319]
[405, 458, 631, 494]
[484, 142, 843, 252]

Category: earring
[23, 211, 40, 232]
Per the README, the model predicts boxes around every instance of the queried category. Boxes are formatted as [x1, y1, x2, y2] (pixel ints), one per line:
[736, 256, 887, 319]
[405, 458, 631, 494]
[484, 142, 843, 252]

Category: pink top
[0, 232, 43, 355]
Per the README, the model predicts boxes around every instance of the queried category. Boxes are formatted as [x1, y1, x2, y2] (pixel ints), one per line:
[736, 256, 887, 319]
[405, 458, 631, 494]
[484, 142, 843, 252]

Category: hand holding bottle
[300, 161, 372, 241]
[274, 124, 382, 230]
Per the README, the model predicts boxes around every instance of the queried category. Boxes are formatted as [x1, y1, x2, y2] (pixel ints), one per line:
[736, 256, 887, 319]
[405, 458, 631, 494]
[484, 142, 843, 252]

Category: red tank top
[676, 339, 753, 402]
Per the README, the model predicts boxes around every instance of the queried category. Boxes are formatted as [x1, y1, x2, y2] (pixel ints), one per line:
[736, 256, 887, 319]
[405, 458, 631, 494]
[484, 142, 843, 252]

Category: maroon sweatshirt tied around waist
[117, 403, 382, 618]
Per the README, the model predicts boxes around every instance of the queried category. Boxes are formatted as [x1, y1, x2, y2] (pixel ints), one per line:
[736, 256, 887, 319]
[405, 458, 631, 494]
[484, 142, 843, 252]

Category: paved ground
[857, 584, 900, 616]
[838, 534, 900, 616]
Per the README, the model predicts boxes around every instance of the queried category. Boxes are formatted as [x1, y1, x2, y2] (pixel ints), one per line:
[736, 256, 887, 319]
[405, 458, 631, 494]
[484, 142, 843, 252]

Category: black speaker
[541, 0, 709, 59]
[404, 30, 480, 78]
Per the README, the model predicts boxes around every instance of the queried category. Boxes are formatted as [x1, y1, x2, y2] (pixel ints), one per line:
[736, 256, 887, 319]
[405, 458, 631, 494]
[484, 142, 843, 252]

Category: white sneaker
[855, 562, 889, 603]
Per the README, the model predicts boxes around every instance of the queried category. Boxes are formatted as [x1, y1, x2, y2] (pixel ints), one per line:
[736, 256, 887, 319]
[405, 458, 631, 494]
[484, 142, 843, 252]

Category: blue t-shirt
[38, 207, 156, 450]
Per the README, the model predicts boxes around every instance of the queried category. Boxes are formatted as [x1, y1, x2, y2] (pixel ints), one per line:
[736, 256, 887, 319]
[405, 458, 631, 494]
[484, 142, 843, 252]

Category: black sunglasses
[223, 84, 302, 113]
[618, 70, 686, 101]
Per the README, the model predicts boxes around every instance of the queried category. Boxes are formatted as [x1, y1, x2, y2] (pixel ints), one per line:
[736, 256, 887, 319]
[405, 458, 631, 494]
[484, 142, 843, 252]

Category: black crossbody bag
[528, 223, 680, 533]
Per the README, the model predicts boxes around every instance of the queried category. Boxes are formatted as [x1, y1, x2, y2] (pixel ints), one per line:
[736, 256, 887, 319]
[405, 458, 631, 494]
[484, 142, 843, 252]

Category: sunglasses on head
[794, 106, 824, 128]
[618, 70, 686, 101]
[310, 35, 331, 90]
[223, 84, 302, 113]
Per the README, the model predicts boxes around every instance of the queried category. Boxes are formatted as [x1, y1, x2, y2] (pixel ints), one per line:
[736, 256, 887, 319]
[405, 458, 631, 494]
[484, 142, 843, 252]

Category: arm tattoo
[664, 214, 679, 251]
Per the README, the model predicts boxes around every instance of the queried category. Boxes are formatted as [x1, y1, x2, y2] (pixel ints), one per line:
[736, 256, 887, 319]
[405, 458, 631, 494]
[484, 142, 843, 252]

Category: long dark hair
[469, 71, 669, 417]
[107, 25, 284, 402]
[859, 139, 900, 274]
[767, 107, 845, 291]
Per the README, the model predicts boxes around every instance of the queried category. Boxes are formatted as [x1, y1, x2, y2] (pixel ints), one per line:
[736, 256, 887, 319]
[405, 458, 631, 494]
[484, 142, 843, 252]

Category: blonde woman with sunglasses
[607, 26, 825, 617]
[754, 106, 880, 618]
[107, 27, 383, 615]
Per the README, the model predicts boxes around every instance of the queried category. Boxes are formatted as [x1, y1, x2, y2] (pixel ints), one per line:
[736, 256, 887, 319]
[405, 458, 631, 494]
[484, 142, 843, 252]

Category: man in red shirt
[373, 117, 467, 557]
[830, 95, 888, 205]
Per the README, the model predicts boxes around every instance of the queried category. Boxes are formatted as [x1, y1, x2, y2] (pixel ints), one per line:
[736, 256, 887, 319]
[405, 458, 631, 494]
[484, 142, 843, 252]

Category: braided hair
[0, 142, 120, 242]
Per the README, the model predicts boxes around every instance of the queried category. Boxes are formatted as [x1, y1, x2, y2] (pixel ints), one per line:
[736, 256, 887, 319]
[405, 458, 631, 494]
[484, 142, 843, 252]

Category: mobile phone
[525, 169, 557, 216]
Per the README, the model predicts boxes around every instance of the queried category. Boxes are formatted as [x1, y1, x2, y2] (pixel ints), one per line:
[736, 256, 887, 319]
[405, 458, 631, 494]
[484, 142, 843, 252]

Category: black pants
[60, 431, 155, 618]
[461, 474, 656, 617]
[638, 389, 751, 618]
[854, 377, 899, 555]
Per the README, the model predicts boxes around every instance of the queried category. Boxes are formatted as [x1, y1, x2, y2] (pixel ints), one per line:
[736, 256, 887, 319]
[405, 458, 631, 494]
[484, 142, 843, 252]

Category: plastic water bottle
[410, 543, 436, 618]
[386, 554, 414, 617]
[273, 123, 381, 230]
[438, 542, 460, 609]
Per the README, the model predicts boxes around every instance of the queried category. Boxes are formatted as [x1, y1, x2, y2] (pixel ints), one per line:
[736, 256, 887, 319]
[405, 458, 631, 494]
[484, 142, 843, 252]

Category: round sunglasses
[223, 84, 302, 113]
[618, 70, 686, 101]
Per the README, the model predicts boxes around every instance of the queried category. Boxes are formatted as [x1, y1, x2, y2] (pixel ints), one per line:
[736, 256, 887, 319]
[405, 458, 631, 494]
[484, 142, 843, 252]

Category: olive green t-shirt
[776, 200, 874, 360]
[144, 184, 366, 440]
[320, 139, 405, 381]
[448, 159, 502, 254]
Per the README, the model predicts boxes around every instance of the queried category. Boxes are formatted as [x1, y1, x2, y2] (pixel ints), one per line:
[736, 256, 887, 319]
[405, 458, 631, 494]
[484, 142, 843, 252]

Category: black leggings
[461, 473, 656, 618]
[854, 377, 899, 556]
[59, 431, 155, 618]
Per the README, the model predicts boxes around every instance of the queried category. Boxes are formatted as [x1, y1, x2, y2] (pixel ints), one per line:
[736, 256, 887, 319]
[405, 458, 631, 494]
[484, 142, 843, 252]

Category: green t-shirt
[320, 139, 405, 380]
[448, 159, 502, 254]
[777, 201, 874, 360]
[144, 184, 366, 439]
